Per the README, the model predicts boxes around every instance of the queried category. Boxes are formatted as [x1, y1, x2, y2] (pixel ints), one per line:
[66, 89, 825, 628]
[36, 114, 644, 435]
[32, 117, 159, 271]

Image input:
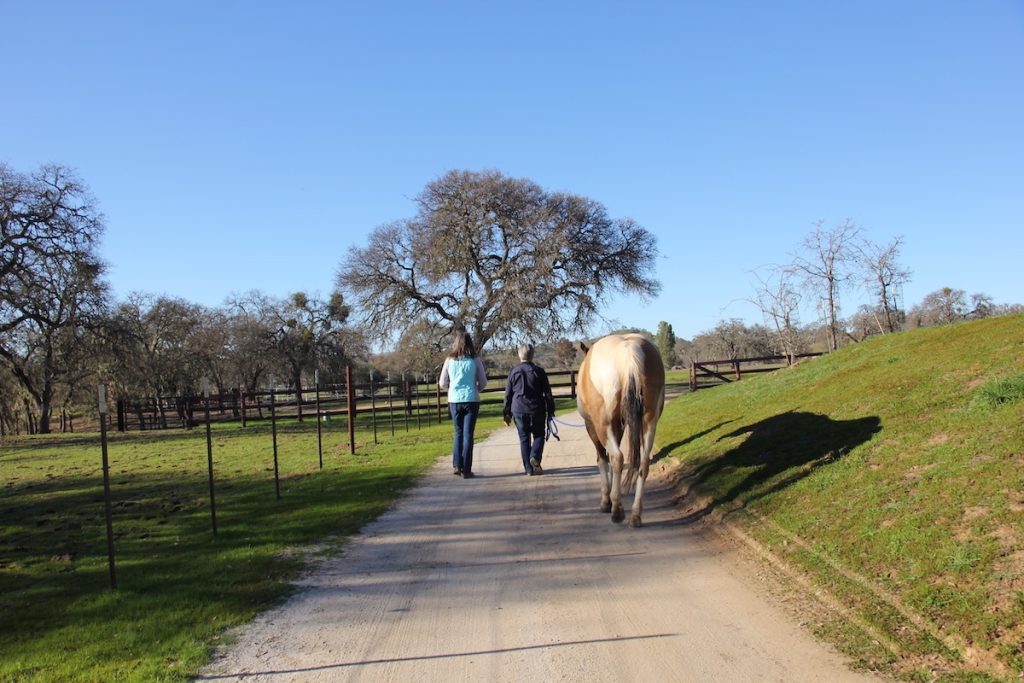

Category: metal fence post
[203, 378, 217, 535]
[98, 386, 117, 589]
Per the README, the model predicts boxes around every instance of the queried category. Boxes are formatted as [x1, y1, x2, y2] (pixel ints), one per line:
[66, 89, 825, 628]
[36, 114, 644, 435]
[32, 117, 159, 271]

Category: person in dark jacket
[503, 343, 556, 475]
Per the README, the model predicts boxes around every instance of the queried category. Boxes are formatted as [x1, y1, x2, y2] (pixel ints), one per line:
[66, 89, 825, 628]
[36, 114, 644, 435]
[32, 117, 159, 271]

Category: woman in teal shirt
[439, 330, 488, 478]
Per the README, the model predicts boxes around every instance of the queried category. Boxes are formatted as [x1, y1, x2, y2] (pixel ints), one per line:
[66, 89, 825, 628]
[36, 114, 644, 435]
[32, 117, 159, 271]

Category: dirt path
[198, 412, 882, 682]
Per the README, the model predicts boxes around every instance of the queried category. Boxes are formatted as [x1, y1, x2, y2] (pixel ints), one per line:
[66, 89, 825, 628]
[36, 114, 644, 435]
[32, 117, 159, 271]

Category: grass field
[0, 398, 568, 682]
[658, 314, 1024, 682]
[4, 317, 1022, 682]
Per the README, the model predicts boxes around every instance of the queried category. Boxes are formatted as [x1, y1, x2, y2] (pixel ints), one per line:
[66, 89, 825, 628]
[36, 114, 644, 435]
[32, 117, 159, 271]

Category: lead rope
[546, 415, 586, 441]
[545, 416, 559, 442]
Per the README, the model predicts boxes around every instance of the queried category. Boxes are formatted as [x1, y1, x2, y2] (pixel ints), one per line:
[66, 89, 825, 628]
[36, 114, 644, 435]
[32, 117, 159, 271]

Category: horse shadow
[674, 410, 881, 522]
[651, 420, 736, 466]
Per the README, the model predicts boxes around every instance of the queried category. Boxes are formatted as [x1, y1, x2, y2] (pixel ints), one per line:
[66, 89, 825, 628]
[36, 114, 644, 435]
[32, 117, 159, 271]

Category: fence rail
[110, 369, 580, 433]
[689, 353, 823, 391]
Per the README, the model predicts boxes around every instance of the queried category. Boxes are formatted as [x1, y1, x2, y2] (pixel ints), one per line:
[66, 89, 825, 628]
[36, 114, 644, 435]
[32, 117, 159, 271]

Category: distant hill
[659, 314, 1024, 682]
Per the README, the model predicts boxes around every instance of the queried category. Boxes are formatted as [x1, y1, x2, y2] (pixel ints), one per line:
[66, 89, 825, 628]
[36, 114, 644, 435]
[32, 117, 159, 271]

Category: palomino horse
[577, 334, 666, 527]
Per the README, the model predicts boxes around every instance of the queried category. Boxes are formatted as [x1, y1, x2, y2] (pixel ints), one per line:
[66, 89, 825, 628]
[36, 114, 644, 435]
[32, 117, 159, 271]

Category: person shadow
[673, 410, 881, 522]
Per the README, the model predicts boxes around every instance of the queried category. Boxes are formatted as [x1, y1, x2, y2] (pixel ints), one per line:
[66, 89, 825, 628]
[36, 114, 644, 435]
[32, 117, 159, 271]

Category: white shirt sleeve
[438, 358, 451, 389]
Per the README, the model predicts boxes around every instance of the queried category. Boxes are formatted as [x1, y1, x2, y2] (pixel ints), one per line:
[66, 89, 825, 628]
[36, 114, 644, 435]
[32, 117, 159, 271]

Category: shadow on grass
[652, 420, 736, 465]
[0, 464, 421, 639]
[676, 410, 881, 521]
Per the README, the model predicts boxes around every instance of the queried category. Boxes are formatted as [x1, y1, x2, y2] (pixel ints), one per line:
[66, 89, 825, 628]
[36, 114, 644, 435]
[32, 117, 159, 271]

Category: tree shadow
[677, 411, 881, 521]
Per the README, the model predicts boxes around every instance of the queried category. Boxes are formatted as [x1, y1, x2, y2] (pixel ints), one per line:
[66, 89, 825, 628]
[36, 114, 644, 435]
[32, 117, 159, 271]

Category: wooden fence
[689, 353, 823, 391]
[111, 369, 580, 433]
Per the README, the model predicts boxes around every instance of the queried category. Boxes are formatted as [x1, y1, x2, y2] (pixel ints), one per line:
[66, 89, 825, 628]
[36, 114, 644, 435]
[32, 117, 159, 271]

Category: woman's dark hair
[448, 330, 477, 358]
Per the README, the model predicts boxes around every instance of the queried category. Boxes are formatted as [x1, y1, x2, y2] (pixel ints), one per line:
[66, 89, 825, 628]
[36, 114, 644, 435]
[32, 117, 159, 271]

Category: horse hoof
[629, 516, 642, 528]
[611, 508, 625, 523]
[600, 501, 612, 513]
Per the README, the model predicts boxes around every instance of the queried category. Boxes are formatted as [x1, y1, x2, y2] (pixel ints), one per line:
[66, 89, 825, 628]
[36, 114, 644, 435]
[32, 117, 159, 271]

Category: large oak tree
[0, 164, 108, 433]
[337, 169, 660, 353]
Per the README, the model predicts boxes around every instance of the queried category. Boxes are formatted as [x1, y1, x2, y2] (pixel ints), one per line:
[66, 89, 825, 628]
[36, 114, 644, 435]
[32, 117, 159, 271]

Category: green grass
[7, 320, 1024, 683]
[1, 399, 575, 682]
[658, 314, 1024, 682]
[969, 373, 1024, 413]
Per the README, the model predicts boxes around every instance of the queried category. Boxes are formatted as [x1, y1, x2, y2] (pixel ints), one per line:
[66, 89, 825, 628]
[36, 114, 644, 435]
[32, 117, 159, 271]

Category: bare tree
[0, 365, 21, 435]
[692, 319, 772, 361]
[337, 170, 660, 352]
[551, 338, 578, 370]
[792, 220, 861, 351]
[189, 306, 238, 395]
[380, 318, 448, 378]
[673, 336, 694, 365]
[856, 235, 910, 334]
[846, 304, 885, 342]
[0, 164, 108, 433]
[907, 287, 969, 328]
[102, 294, 210, 427]
[231, 290, 352, 419]
[108, 294, 208, 396]
[750, 265, 804, 362]
[969, 293, 994, 319]
[221, 294, 277, 394]
[691, 324, 728, 361]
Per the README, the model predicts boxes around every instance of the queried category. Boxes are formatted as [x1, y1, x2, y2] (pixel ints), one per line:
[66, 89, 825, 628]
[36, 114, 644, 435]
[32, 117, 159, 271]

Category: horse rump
[577, 333, 665, 527]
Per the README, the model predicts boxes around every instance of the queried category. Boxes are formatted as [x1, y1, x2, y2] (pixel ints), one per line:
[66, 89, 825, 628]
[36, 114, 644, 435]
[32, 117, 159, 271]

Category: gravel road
[197, 412, 882, 682]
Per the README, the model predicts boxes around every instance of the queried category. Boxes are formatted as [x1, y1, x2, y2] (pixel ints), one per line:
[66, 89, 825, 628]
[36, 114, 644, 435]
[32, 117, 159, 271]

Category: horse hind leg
[605, 434, 626, 523]
[628, 474, 646, 527]
[596, 452, 612, 513]
[628, 420, 659, 527]
[587, 421, 613, 514]
[610, 469, 626, 523]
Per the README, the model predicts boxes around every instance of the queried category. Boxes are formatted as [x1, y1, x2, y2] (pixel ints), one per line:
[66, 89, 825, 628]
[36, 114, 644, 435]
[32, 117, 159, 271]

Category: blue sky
[5, 1, 1023, 341]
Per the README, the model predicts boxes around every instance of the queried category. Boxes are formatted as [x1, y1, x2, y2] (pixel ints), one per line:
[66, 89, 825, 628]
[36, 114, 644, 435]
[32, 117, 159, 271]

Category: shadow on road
[193, 632, 678, 680]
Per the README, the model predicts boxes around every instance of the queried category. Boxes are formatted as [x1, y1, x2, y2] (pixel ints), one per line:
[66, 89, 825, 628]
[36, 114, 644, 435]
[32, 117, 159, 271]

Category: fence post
[98, 386, 118, 589]
[202, 378, 217, 535]
[270, 381, 280, 500]
[403, 374, 410, 432]
[346, 364, 356, 454]
[315, 370, 323, 469]
[689, 362, 697, 392]
[415, 377, 422, 430]
[387, 374, 395, 437]
[116, 398, 126, 432]
[370, 373, 378, 445]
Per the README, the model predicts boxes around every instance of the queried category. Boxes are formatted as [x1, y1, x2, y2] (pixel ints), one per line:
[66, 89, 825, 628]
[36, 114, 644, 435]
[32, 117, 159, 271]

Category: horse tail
[621, 350, 646, 492]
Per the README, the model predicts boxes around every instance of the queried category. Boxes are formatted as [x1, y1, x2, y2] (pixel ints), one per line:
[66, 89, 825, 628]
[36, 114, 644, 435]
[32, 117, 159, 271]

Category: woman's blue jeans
[449, 402, 480, 473]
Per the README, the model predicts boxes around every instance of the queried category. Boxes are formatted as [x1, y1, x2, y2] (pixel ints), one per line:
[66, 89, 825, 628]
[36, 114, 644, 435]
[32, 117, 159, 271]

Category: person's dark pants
[513, 411, 545, 473]
[450, 402, 480, 473]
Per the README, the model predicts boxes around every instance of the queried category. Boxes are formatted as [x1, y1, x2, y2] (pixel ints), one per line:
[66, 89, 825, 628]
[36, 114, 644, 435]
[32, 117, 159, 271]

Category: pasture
[1, 400, 576, 682]
[2, 312, 1022, 682]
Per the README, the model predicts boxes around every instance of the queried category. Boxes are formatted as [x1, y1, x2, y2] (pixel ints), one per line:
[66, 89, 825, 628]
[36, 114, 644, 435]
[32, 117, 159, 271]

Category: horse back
[578, 333, 665, 436]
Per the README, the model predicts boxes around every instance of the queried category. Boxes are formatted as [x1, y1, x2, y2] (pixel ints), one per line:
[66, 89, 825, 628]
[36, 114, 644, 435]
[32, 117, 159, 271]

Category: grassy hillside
[659, 314, 1024, 682]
